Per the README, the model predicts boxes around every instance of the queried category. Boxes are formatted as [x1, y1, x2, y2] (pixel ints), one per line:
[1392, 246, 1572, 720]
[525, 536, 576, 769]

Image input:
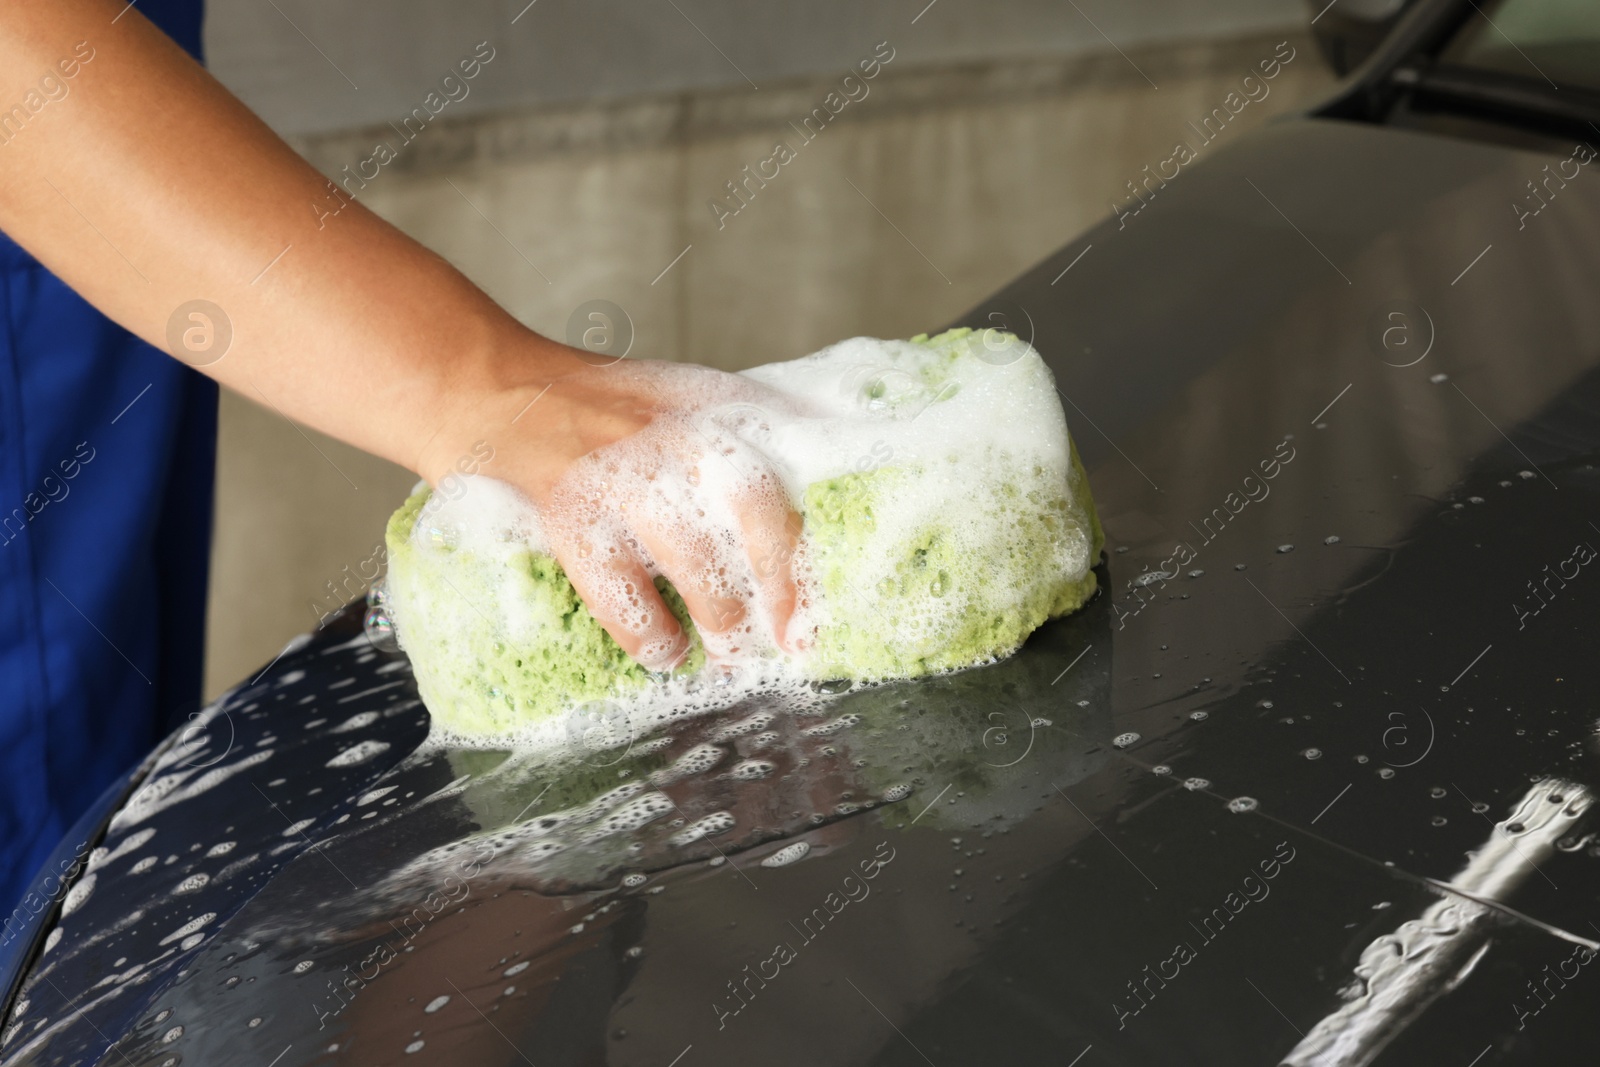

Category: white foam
[61, 874, 95, 917]
[760, 842, 811, 868]
[668, 811, 736, 847]
[326, 740, 391, 768]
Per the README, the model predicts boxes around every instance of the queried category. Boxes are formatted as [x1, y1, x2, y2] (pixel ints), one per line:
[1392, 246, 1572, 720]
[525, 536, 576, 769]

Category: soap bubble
[363, 599, 400, 655]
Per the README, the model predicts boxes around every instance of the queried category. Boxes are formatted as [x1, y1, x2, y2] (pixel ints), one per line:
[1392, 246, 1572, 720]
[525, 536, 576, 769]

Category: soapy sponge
[384, 329, 1103, 736]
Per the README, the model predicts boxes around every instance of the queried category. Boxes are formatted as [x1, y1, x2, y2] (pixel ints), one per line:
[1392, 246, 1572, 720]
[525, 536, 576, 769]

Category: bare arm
[0, 0, 798, 668]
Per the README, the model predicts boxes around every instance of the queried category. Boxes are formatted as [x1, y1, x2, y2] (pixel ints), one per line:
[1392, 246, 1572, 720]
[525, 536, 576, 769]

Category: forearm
[0, 1, 802, 667]
[0, 0, 572, 477]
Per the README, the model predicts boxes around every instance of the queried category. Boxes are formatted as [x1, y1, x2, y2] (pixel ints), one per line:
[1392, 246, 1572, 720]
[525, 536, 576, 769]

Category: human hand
[420, 341, 806, 672]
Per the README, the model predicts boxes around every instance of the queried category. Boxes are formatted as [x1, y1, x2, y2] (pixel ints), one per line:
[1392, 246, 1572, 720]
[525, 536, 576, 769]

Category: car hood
[7, 116, 1600, 1067]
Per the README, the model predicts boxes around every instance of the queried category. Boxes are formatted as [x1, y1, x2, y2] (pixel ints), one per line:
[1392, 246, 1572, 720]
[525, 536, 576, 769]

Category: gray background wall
[207, 0, 1309, 133]
[198, 0, 1337, 699]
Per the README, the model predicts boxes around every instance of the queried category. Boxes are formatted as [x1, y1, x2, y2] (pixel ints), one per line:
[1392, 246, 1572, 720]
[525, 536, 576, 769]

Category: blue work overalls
[0, 0, 211, 909]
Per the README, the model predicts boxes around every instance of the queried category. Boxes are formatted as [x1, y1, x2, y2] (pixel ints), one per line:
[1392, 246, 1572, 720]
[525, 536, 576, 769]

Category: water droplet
[1182, 777, 1210, 791]
[1258, 700, 1275, 709]
[1152, 764, 1172, 775]
[1303, 748, 1322, 760]
[1518, 470, 1536, 480]
[162, 1027, 183, 1044]
[1429, 786, 1447, 799]
[1324, 535, 1340, 545]
[1378, 767, 1396, 779]
[363, 604, 399, 653]
[424, 995, 450, 1013]
[1112, 732, 1140, 749]
[1429, 373, 1448, 383]
[1187, 569, 1204, 578]
[1276, 544, 1294, 554]
[1431, 815, 1448, 827]
[1189, 710, 1209, 722]
[405, 1039, 425, 1054]
[1227, 796, 1258, 813]
[1234, 563, 1247, 570]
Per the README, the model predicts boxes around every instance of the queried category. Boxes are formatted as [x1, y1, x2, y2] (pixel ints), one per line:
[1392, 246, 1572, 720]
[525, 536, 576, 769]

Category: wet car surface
[8, 6, 1600, 1065]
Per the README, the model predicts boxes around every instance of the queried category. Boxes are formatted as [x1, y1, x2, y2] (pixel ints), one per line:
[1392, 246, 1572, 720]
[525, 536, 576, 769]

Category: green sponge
[384, 329, 1103, 736]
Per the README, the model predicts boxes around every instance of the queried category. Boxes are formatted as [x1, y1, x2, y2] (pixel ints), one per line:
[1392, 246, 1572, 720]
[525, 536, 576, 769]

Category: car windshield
[1442, 0, 1600, 93]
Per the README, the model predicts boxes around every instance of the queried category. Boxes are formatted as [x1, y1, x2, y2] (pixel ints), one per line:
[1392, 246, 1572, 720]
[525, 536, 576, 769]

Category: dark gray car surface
[6, 1, 1600, 1063]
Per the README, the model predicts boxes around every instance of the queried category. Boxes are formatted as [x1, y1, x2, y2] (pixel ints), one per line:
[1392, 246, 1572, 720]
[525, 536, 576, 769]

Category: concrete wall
[198, 7, 1338, 699]
[204, 0, 1308, 135]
